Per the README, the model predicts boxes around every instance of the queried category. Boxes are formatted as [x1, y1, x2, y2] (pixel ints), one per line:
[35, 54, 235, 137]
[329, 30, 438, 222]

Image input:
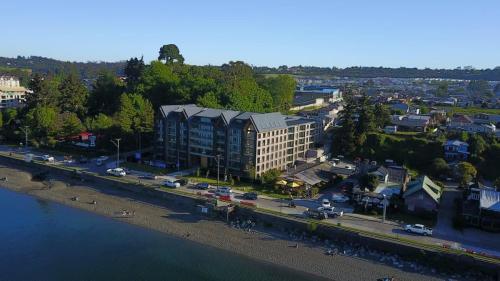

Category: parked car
[195, 182, 211, 190]
[404, 224, 433, 236]
[106, 168, 126, 177]
[41, 155, 55, 162]
[96, 156, 109, 166]
[243, 192, 258, 200]
[216, 186, 232, 196]
[304, 208, 328, 220]
[321, 198, 331, 208]
[139, 174, 158, 180]
[332, 193, 349, 203]
[317, 206, 343, 217]
[175, 178, 188, 186]
[78, 156, 88, 164]
[164, 180, 180, 188]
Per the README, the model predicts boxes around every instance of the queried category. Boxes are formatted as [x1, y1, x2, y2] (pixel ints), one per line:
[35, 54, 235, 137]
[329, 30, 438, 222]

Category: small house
[443, 140, 469, 161]
[403, 176, 441, 214]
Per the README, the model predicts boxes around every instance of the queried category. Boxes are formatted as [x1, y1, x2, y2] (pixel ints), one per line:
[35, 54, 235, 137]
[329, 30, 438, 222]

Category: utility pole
[382, 194, 388, 223]
[215, 154, 221, 187]
[20, 126, 29, 151]
[110, 138, 121, 168]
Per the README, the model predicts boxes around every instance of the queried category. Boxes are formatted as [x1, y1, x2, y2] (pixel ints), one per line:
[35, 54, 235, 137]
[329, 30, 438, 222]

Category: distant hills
[1, 55, 499, 81]
[0, 56, 126, 80]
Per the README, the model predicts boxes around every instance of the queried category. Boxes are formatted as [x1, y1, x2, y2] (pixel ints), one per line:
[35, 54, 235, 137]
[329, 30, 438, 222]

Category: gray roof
[480, 189, 500, 212]
[160, 104, 313, 133]
[251, 113, 288, 133]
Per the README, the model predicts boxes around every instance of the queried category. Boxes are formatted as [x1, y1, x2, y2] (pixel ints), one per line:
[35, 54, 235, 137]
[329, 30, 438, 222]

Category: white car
[332, 194, 350, 203]
[41, 155, 55, 162]
[317, 206, 344, 217]
[321, 198, 331, 208]
[404, 224, 433, 236]
[164, 180, 180, 188]
[106, 168, 126, 177]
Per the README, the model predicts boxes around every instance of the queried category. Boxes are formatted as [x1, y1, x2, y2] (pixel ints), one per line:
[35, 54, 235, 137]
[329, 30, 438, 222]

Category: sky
[2, 0, 500, 69]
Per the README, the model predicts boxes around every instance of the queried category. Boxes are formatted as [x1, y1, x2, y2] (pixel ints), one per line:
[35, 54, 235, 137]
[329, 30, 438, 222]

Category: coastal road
[1, 145, 499, 258]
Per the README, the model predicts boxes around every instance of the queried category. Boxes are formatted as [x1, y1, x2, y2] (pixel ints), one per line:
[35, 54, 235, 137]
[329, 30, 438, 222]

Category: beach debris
[71, 196, 79, 201]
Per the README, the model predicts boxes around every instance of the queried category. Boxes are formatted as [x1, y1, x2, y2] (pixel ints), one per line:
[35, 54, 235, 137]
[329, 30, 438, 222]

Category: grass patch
[438, 106, 500, 115]
[121, 162, 169, 175]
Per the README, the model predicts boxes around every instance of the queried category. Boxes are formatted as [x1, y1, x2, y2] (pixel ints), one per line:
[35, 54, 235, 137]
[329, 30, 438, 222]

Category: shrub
[308, 222, 318, 233]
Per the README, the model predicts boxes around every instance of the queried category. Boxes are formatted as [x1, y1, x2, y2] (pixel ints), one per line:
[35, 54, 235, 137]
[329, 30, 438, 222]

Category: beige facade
[0, 76, 27, 109]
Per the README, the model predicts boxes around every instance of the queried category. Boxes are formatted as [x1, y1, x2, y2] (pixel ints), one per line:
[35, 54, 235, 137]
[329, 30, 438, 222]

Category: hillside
[0, 56, 126, 79]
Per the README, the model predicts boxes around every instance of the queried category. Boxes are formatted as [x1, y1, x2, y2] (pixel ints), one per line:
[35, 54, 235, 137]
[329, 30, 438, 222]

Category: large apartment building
[156, 104, 316, 179]
[0, 76, 27, 109]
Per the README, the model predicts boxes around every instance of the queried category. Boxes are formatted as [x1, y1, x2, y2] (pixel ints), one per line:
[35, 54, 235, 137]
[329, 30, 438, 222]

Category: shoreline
[0, 163, 487, 281]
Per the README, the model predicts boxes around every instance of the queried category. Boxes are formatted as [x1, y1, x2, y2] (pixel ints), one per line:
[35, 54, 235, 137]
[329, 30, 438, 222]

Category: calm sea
[0, 188, 326, 281]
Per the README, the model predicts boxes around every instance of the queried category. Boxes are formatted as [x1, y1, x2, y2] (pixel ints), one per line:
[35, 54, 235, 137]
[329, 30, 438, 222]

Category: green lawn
[121, 162, 169, 175]
[438, 106, 500, 115]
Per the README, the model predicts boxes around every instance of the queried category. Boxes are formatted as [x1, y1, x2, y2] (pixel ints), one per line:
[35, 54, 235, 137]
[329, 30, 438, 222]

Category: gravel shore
[0, 163, 484, 281]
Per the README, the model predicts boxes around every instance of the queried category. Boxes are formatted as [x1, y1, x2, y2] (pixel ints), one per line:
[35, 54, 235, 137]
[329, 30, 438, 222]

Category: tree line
[0, 44, 296, 152]
[254, 65, 500, 81]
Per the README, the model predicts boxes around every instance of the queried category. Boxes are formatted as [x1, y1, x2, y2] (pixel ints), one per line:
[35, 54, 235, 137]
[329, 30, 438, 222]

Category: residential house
[391, 114, 431, 132]
[443, 140, 469, 161]
[387, 165, 410, 186]
[403, 176, 441, 214]
[0, 76, 27, 109]
[391, 103, 409, 113]
[463, 183, 500, 232]
[447, 114, 496, 135]
[369, 166, 389, 183]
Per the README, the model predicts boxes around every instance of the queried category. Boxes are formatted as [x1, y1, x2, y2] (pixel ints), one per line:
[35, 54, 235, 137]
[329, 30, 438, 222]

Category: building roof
[159, 104, 313, 133]
[444, 140, 469, 147]
[480, 189, 500, 212]
[0, 86, 27, 92]
[250, 113, 288, 133]
[403, 176, 441, 203]
[451, 114, 473, 124]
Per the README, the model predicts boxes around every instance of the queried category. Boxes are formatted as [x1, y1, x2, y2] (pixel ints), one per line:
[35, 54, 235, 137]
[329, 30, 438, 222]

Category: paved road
[1, 145, 499, 258]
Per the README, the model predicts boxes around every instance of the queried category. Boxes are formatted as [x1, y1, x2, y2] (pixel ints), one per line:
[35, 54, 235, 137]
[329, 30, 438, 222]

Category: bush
[452, 215, 465, 230]
[261, 169, 281, 185]
[308, 222, 318, 233]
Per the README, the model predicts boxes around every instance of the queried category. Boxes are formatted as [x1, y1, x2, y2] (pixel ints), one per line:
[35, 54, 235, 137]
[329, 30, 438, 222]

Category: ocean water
[0, 188, 326, 281]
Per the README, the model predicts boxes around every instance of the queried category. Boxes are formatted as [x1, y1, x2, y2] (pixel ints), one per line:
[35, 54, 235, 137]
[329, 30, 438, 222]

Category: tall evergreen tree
[58, 72, 89, 118]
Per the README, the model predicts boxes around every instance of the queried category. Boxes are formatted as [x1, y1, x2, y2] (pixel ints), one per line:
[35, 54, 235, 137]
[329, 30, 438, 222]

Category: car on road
[317, 206, 344, 217]
[321, 198, 331, 208]
[41, 155, 55, 162]
[164, 180, 180, 188]
[106, 168, 126, 177]
[404, 224, 433, 236]
[332, 193, 349, 203]
[243, 192, 258, 200]
[139, 174, 158, 180]
[215, 186, 232, 196]
[195, 182, 211, 190]
[304, 208, 328, 220]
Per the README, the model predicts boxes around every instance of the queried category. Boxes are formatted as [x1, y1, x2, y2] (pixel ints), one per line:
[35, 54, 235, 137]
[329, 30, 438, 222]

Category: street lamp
[382, 194, 388, 223]
[20, 126, 29, 151]
[110, 138, 121, 168]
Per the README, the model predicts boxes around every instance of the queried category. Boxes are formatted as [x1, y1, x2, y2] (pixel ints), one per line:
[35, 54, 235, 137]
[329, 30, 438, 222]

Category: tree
[429, 158, 449, 178]
[467, 80, 492, 97]
[360, 173, 379, 192]
[86, 113, 114, 132]
[436, 81, 448, 97]
[124, 56, 145, 89]
[333, 99, 357, 156]
[468, 134, 486, 156]
[158, 44, 184, 64]
[356, 95, 375, 136]
[59, 112, 84, 138]
[261, 169, 281, 185]
[58, 72, 89, 118]
[25, 105, 59, 137]
[0, 111, 3, 129]
[259, 75, 296, 111]
[117, 93, 154, 134]
[373, 103, 390, 128]
[456, 162, 477, 187]
[197, 91, 222, 109]
[87, 71, 124, 116]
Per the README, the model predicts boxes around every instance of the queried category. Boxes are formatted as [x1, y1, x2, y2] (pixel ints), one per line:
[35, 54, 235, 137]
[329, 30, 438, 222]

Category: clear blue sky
[2, 0, 499, 69]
